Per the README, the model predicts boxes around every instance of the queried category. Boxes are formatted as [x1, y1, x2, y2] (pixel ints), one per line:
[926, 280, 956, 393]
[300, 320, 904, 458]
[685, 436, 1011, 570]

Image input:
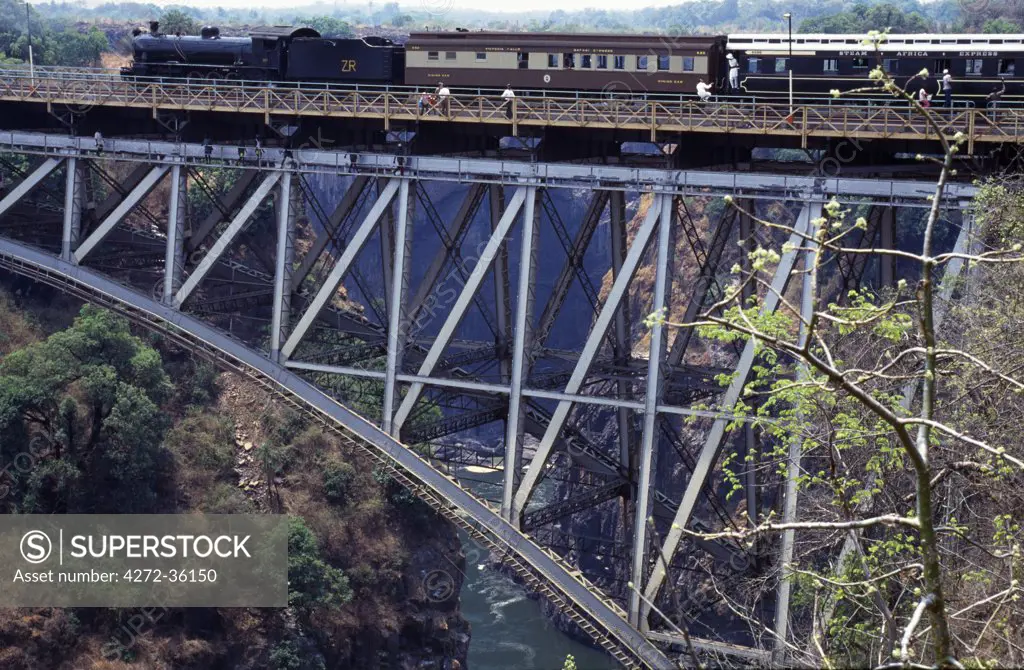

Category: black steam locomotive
[121, 21, 404, 84]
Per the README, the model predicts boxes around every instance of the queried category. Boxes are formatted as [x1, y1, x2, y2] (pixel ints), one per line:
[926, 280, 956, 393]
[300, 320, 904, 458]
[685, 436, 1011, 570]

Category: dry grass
[0, 287, 42, 359]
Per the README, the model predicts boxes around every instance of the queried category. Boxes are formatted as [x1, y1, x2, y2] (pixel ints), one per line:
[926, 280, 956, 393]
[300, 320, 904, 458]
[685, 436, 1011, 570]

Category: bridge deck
[0, 69, 1021, 151]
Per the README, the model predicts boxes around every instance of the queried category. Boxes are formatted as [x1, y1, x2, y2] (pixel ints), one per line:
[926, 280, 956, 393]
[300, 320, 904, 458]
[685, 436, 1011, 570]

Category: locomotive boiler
[122, 21, 405, 85]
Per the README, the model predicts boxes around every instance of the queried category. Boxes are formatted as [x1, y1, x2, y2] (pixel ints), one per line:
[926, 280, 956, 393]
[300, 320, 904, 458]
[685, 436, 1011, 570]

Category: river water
[455, 466, 619, 670]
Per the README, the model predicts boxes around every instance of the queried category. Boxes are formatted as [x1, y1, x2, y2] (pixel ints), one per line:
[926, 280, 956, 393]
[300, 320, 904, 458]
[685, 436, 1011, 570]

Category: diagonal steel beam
[291, 174, 371, 292]
[187, 169, 259, 252]
[406, 183, 487, 332]
[534, 189, 610, 348]
[490, 184, 513, 385]
[666, 203, 738, 367]
[522, 480, 625, 532]
[391, 187, 527, 435]
[640, 199, 815, 629]
[512, 194, 665, 524]
[0, 157, 62, 218]
[92, 163, 151, 223]
[174, 172, 281, 307]
[74, 165, 169, 263]
[281, 178, 400, 360]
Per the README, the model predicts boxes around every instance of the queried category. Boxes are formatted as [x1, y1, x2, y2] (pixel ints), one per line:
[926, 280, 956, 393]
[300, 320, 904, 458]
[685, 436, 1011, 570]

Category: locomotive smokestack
[149, 21, 159, 35]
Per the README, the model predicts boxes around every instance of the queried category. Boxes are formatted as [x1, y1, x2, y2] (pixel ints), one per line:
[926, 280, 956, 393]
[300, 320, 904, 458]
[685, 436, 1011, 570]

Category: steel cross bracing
[0, 132, 977, 667]
[0, 68, 1021, 150]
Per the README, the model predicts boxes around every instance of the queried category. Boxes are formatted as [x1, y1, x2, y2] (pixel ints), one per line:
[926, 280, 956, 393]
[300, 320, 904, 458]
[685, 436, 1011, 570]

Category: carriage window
[637, 55, 649, 70]
[883, 58, 898, 73]
[548, 54, 558, 68]
[852, 57, 869, 68]
[581, 55, 592, 68]
[747, 57, 760, 73]
[966, 58, 983, 76]
[999, 58, 1016, 75]
[614, 55, 626, 70]
[563, 53, 575, 68]
[475, 52, 486, 61]
[446, 52, 456, 60]
[682, 57, 694, 71]
[657, 55, 670, 70]
[597, 55, 608, 69]
[823, 59, 839, 73]
[517, 52, 527, 69]
[428, 51, 439, 61]
[933, 58, 951, 74]
[775, 58, 788, 73]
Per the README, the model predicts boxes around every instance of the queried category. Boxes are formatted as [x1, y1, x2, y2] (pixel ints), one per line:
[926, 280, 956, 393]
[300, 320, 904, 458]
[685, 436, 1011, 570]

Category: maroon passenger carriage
[404, 31, 726, 96]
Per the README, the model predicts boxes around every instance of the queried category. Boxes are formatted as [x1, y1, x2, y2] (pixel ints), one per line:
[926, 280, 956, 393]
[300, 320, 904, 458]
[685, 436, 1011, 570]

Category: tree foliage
[0, 305, 173, 513]
[799, 2, 933, 32]
[286, 516, 352, 611]
[651, 32, 1024, 668]
[159, 8, 199, 36]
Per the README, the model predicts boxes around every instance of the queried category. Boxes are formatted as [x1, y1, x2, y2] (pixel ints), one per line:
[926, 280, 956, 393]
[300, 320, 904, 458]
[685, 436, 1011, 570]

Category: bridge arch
[0, 237, 675, 670]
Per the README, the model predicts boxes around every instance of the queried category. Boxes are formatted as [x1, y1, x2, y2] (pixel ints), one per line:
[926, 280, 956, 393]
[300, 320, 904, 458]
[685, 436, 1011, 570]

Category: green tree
[0, 305, 173, 513]
[50, 27, 109, 67]
[159, 8, 198, 35]
[653, 31, 1024, 668]
[800, 3, 933, 33]
[981, 17, 1020, 32]
[286, 516, 352, 611]
[293, 16, 353, 38]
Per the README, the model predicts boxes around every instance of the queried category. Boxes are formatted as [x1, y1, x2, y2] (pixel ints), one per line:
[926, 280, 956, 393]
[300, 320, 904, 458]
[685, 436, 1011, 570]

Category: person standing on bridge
[501, 84, 515, 120]
[203, 136, 212, 162]
[94, 130, 103, 156]
[727, 53, 739, 92]
[941, 69, 953, 108]
[918, 87, 931, 108]
[438, 81, 451, 116]
[254, 137, 264, 166]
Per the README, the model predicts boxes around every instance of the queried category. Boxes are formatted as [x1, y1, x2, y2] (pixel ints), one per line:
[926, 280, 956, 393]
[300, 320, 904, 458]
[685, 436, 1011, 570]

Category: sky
[115, 0, 696, 13]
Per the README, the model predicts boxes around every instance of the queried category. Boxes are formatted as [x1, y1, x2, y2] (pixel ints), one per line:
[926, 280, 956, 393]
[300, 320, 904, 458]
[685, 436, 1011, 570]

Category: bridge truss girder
[0, 132, 977, 667]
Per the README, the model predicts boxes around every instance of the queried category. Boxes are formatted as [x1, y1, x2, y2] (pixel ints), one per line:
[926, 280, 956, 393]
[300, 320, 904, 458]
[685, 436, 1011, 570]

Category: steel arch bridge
[0, 131, 976, 668]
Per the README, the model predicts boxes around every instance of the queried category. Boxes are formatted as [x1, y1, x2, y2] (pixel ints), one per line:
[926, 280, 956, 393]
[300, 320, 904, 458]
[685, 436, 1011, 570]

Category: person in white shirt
[696, 78, 713, 102]
[941, 69, 953, 107]
[94, 130, 103, 155]
[437, 81, 451, 115]
[727, 53, 739, 91]
[501, 84, 515, 119]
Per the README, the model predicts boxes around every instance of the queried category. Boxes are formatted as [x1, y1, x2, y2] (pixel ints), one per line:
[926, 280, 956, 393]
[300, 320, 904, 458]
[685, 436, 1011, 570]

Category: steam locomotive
[122, 23, 1024, 106]
[122, 21, 404, 84]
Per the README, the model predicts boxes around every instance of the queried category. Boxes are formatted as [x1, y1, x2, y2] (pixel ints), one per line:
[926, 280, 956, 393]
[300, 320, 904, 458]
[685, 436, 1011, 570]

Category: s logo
[20, 530, 52, 564]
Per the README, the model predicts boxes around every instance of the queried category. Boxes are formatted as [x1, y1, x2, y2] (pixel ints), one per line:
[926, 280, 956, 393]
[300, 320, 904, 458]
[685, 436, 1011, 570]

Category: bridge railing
[0, 68, 1020, 148]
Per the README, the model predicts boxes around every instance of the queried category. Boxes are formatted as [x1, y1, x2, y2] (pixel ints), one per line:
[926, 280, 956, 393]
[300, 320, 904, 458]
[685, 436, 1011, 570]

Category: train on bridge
[122, 22, 1023, 106]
